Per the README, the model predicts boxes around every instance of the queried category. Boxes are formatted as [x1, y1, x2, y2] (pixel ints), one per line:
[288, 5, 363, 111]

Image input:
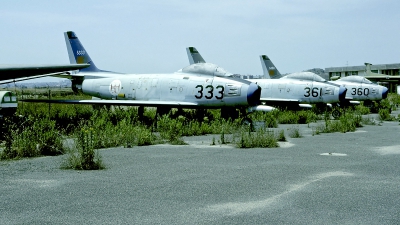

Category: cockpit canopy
[339, 76, 373, 84]
[282, 72, 326, 82]
[180, 63, 233, 77]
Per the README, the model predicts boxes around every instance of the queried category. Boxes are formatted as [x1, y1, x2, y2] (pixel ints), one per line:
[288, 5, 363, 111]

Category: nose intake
[339, 86, 347, 102]
[247, 83, 261, 106]
[382, 87, 389, 99]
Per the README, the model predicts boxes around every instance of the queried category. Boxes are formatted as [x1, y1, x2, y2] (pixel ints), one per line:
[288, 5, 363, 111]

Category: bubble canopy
[282, 72, 326, 82]
[339, 76, 373, 84]
[179, 63, 233, 77]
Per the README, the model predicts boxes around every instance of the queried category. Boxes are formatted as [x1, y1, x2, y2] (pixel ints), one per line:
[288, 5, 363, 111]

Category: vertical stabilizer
[260, 55, 282, 79]
[364, 63, 372, 76]
[64, 31, 100, 72]
[186, 47, 206, 64]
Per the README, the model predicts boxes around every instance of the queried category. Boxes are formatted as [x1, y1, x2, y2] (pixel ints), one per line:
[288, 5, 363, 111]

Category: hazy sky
[1, 0, 399, 78]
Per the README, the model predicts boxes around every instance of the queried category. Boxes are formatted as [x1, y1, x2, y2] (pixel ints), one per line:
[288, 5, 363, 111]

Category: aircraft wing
[0, 71, 78, 85]
[0, 64, 89, 81]
[21, 99, 199, 107]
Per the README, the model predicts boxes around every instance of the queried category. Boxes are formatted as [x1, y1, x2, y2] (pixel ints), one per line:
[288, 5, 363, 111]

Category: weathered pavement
[1, 116, 400, 224]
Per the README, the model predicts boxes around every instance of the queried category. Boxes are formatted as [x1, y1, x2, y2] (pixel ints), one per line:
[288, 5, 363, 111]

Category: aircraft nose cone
[382, 87, 389, 99]
[247, 83, 261, 106]
[339, 86, 347, 102]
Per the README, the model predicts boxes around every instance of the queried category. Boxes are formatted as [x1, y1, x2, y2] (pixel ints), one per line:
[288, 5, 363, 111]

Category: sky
[1, 0, 399, 81]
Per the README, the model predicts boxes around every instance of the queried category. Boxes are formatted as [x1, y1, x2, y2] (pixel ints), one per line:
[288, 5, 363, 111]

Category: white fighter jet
[260, 54, 389, 105]
[186, 47, 347, 110]
[22, 32, 272, 123]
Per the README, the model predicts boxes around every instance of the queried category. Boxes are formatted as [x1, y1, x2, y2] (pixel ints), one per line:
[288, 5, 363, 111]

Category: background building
[325, 63, 400, 93]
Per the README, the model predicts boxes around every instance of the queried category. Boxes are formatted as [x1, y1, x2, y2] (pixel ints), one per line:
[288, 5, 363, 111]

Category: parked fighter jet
[259, 55, 389, 105]
[23, 68, 269, 122]
[186, 47, 347, 110]
[23, 35, 273, 124]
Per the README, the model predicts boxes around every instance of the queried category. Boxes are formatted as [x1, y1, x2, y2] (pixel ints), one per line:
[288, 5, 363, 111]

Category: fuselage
[247, 78, 346, 104]
[330, 76, 388, 101]
[81, 72, 261, 108]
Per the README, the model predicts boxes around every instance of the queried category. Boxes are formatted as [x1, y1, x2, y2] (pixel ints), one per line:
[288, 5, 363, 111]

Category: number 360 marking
[195, 85, 224, 99]
[351, 88, 369, 96]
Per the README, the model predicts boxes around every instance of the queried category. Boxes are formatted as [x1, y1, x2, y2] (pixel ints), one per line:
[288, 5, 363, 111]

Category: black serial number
[304, 87, 322, 97]
[351, 88, 369, 96]
[195, 85, 224, 99]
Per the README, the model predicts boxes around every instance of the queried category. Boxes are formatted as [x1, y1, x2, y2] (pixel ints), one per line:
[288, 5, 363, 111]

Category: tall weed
[235, 127, 279, 148]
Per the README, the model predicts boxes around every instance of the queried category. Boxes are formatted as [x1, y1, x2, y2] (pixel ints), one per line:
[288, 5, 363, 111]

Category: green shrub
[388, 93, 400, 110]
[318, 111, 362, 133]
[276, 129, 286, 142]
[355, 104, 370, 115]
[378, 108, 395, 121]
[1, 117, 64, 160]
[62, 126, 104, 170]
[249, 111, 278, 128]
[288, 126, 302, 138]
[157, 115, 187, 145]
[277, 111, 299, 124]
[235, 128, 279, 148]
[276, 110, 318, 124]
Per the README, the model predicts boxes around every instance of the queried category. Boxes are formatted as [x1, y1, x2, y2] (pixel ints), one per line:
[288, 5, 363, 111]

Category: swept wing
[0, 64, 89, 84]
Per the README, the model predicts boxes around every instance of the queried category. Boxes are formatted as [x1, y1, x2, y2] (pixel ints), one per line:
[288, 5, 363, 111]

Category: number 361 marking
[304, 87, 322, 97]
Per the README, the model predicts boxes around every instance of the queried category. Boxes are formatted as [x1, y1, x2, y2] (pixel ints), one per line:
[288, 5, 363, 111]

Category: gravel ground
[1, 111, 400, 224]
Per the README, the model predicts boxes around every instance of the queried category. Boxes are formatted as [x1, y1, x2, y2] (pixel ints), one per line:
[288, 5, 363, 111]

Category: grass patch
[273, 110, 319, 124]
[0, 116, 65, 160]
[234, 128, 279, 148]
[62, 126, 104, 170]
[355, 104, 370, 115]
[288, 126, 302, 138]
[276, 129, 287, 141]
[378, 108, 396, 121]
[316, 110, 363, 133]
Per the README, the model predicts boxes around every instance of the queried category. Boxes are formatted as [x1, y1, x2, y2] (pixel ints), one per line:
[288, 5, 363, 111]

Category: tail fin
[186, 47, 206, 65]
[260, 55, 282, 79]
[64, 31, 100, 72]
[364, 63, 372, 75]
